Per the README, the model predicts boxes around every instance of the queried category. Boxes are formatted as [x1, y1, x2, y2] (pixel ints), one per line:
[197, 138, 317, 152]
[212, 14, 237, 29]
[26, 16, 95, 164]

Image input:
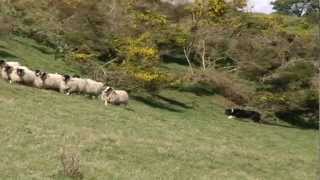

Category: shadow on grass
[275, 111, 318, 129]
[176, 84, 216, 96]
[30, 44, 54, 54]
[154, 94, 193, 109]
[131, 94, 193, 113]
[0, 44, 7, 49]
[12, 38, 54, 55]
[229, 116, 315, 129]
[0, 50, 19, 59]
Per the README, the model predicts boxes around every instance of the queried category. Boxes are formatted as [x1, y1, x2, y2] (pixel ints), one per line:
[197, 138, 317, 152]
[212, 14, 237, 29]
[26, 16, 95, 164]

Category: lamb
[63, 75, 87, 95]
[101, 86, 129, 106]
[40, 72, 68, 93]
[83, 79, 105, 97]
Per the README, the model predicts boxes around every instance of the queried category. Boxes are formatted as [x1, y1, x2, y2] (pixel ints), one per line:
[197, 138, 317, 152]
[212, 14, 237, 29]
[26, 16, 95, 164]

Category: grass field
[0, 36, 317, 179]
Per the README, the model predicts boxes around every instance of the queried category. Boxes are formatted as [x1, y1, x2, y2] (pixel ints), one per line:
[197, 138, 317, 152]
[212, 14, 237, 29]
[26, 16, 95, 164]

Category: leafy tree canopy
[272, 0, 319, 16]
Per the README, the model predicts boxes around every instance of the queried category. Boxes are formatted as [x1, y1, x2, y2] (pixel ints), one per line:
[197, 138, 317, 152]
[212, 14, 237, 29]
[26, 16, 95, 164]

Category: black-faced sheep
[101, 86, 129, 106]
[2, 65, 29, 84]
[40, 72, 68, 93]
[0, 60, 21, 81]
[16, 68, 44, 88]
[63, 75, 87, 95]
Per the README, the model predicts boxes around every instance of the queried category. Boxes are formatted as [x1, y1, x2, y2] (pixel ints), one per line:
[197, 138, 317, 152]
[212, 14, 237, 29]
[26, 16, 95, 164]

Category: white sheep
[83, 79, 105, 97]
[0, 60, 21, 68]
[33, 70, 44, 88]
[0, 60, 21, 81]
[3, 65, 29, 84]
[101, 86, 129, 106]
[40, 72, 68, 93]
[15, 68, 44, 88]
[63, 75, 87, 95]
[16, 68, 36, 86]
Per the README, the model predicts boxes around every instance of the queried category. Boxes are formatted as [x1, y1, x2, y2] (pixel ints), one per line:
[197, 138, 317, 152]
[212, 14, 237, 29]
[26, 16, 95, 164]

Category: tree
[272, 0, 319, 17]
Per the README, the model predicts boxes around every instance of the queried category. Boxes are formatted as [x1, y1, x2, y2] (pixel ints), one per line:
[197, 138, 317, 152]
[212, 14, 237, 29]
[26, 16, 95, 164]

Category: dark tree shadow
[176, 84, 216, 96]
[154, 94, 193, 109]
[132, 94, 193, 113]
[12, 38, 54, 55]
[30, 44, 54, 54]
[228, 115, 315, 130]
[161, 54, 189, 65]
[275, 112, 318, 129]
[0, 50, 19, 59]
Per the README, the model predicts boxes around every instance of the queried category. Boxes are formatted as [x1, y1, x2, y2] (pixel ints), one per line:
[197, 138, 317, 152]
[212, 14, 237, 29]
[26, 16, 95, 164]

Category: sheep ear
[41, 72, 48, 80]
[35, 70, 41, 76]
[0, 60, 5, 67]
[63, 75, 70, 81]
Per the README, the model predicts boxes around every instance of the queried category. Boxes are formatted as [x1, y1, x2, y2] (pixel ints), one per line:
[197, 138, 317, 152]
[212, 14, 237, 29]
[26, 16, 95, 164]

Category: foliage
[272, 0, 320, 17]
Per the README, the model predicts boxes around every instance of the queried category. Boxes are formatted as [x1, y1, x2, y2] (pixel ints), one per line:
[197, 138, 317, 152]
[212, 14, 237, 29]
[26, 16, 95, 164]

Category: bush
[178, 70, 252, 105]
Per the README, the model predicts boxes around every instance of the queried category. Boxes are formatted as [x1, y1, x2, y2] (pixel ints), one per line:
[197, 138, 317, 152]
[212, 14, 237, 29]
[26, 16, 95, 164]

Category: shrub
[179, 70, 252, 105]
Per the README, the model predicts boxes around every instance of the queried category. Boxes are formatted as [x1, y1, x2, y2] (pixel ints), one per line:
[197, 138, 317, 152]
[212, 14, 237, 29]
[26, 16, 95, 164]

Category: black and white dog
[225, 108, 261, 123]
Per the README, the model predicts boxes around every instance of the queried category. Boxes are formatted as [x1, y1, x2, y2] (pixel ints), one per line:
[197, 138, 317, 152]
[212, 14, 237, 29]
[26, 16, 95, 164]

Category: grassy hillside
[0, 36, 317, 179]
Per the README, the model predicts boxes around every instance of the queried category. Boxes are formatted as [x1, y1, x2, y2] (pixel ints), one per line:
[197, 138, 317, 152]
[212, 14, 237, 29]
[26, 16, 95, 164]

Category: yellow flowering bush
[70, 52, 95, 62]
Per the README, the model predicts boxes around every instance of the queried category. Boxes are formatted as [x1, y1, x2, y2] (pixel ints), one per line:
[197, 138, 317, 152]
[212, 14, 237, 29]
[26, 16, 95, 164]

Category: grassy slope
[0, 36, 317, 180]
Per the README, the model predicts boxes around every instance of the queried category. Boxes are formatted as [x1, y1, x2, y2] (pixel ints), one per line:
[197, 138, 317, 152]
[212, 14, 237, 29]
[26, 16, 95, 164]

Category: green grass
[0, 36, 317, 179]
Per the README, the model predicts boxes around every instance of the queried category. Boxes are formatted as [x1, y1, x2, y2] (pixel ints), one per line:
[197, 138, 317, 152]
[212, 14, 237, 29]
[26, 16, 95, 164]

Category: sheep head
[17, 68, 25, 77]
[40, 72, 48, 81]
[63, 74, 71, 82]
[4, 65, 13, 74]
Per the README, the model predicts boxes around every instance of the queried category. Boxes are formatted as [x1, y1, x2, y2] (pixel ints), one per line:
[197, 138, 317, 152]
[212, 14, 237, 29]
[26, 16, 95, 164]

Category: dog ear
[72, 74, 80, 78]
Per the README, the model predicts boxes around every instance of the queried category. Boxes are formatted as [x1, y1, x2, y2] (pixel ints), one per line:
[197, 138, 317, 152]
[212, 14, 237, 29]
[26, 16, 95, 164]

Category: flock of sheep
[0, 60, 129, 106]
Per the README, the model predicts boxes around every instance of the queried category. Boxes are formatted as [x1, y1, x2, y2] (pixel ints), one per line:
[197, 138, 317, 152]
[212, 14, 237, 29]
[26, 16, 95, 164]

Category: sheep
[2, 65, 29, 84]
[33, 70, 44, 88]
[0, 60, 21, 81]
[15, 68, 44, 88]
[10, 66, 30, 84]
[0, 60, 21, 68]
[83, 79, 105, 97]
[40, 72, 68, 93]
[63, 75, 87, 95]
[101, 86, 129, 106]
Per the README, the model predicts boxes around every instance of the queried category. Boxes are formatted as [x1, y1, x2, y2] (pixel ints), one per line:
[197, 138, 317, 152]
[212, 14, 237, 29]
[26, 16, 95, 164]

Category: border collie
[225, 108, 261, 123]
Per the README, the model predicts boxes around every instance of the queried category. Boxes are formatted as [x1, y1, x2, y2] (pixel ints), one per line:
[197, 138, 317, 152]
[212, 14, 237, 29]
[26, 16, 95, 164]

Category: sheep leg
[104, 101, 109, 106]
